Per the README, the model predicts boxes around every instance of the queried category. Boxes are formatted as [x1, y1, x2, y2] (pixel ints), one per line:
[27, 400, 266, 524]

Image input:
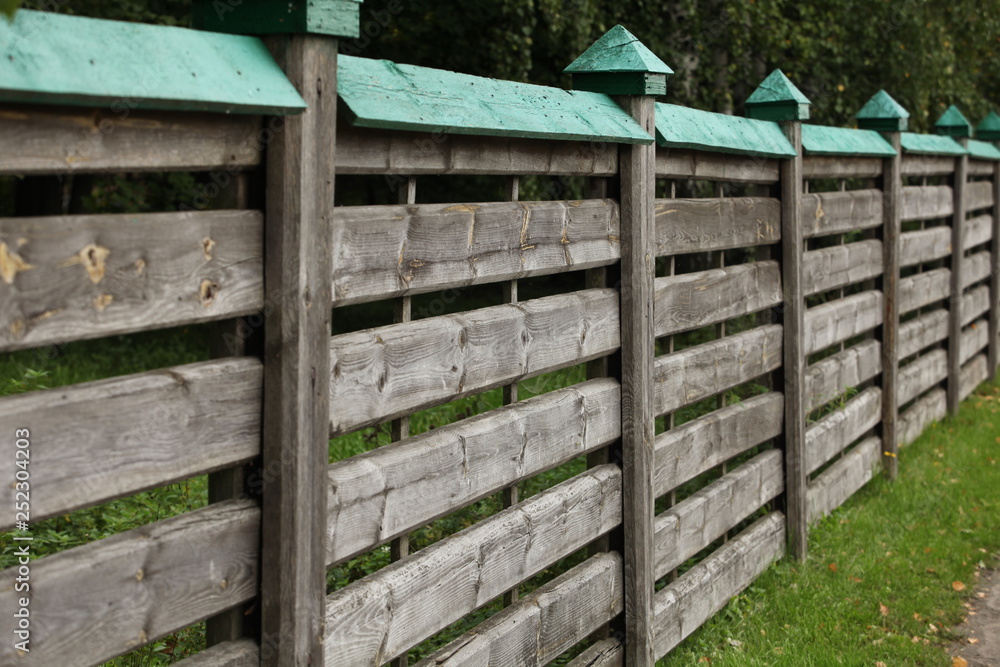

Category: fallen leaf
[876, 662, 887, 667]
[698, 658, 711, 664]
[828, 563, 838, 573]
[953, 657, 969, 667]
[727, 638, 742, 648]
[927, 568, 937, 574]
[850, 576, 863, 583]
[953, 581, 966, 591]
[880, 603, 889, 616]
[977, 592, 987, 599]
[968, 637, 979, 644]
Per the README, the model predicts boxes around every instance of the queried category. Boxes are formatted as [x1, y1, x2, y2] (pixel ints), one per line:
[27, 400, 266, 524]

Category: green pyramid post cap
[976, 111, 1000, 141]
[565, 25, 673, 96]
[855, 90, 909, 132]
[745, 69, 810, 121]
[934, 105, 972, 138]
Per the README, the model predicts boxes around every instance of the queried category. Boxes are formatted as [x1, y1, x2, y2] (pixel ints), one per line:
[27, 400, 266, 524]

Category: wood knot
[202, 237, 216, 261]
[200, 280, 220, 307]
[0, 242, 34, 284]
[93, 294, 114, 312]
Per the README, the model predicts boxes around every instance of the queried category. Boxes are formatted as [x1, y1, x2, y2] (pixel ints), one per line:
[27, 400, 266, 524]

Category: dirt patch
[950, 557, 1000, 667]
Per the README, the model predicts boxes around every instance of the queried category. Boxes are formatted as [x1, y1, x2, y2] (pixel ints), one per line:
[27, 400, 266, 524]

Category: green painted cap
[934, 104, 972, 138]
[745, 69, 810, 121]
[855, 90, 909, 132]
[976, 110, 1000, 141]
[193, 0, 364, 39]
[565, 25, 672, 95]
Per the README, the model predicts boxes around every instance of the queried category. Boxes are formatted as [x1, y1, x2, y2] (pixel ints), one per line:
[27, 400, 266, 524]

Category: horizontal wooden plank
[805, 339, 881, 412]
[900, 154, 957, 177]
[962, 251, 992, 289]
[803, 239, 883, 296]
[802, 156, 883, 179]
[653, 261, 782, 336]
[654, 392, 783, 496]
[0, 358, 261, 531]
[0, 209, 264, 352]
[806, 436, 880, 523]
[804, 291, 883, 356]
[415, 552, 623, 667]
[961, 319, 990, 365]
[655, 148, 780, 183]
[966, 180, 995, 212]
[899, 268, 951, 314]
[962, 285, 991, 326]
[328, 288, 619, 435]
[899, 309, 949, 360]
[964, 214, 993, 251]
[898, 349, 948, 406]
[326, 378, 620, 565]
[899, 226, 952, 267]
[335, 124, 619, 176]
[901, 185, 953, 221]
[805, 387, 881, 475]
[967, 160, 996, 176]
[654, 450, 783, 579]
[653, 197, 781, 255]
[177, 639, 259, 667]
[331, 199, 620, 306]
[567, 639, 623, 667]
[0, 104, 261, 175]
[654, 325, 783, 415]
[0, 500, 259, 667]
[960, 353, 989, 401]
[323, 464, 622, 666]
[652, 513, 785, 660]
[801, 189, 883, 239]
[899, 388, 947, 446]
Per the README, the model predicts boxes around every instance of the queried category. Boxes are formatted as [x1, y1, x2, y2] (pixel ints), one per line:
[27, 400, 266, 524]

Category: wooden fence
[1, 5, 999, 666]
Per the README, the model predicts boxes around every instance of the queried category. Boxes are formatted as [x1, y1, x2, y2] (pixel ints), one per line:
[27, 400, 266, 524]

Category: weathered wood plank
[901, 185, 954, 221]
[326, 378, 620, 565]
[322, 465, 622, 666]
[801, 189, 883, 239]
[177, 639, 260, 667]
[900, 154, 956, 178]
[567, 639, 623, 667]
[414, 553, 623, 667]
[331, 200, 620, 306]
[805, 387, 881, 475]
[899, 309, 950, 360]
[653, 197, 781, 255]
[898, 349, 948, 406]
[654, 392, 784, 496]
[653, 324, 783, 415]
[991, 163, 1000, 381]
[653, 450, 783, 579]
[899, 226, 952, 267]
[961, 319, 990, 365]
[0, 210, 263, 352]
[0, 358, 261, 531]
[328, 288, 619, 435]
[804, 291, 883, 356]
[655, 148, 780, 183]
[962, 285, 991, 326]
[962, 251, 992, 289]
[802, 156, 882, 179]
[959, 353, 989, 401]
[964, 214, 993, 251]
[651, 513, 786, 660]
[0, 501, 259, 667]
[967, 160, 996, 176]
[881, 131, 902, 478]
[899, 268, 951, 314]
[802, 239, 883, 296]
[806, 436, 880, 523]
[653, 261, 782, 336]
[965, 180, 994, 212]
[805, 339, 881, 412]
[336, 124, 619, 176]
[899, 388, 947, 446]
[0, 104, 262, 175]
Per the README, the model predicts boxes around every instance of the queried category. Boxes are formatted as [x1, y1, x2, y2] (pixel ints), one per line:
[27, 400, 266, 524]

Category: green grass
[659, 379, 1000, 666]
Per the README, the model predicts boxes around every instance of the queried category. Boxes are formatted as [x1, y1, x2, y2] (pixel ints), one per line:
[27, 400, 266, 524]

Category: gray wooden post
[975, 112, 1000, 381]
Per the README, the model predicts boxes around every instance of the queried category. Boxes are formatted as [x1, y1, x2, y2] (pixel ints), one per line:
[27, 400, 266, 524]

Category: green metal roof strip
[654, 103, 797, 158]
[337, 55, 654, 145]
[900, 132, 967, 156]
[801, 124, 896, 157]
[966, 139, 1000, 161]
[564, 24, 673, 75]
[0, 10, 306, 114]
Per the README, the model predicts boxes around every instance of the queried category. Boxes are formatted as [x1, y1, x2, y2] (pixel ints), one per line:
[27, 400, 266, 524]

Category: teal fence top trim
[653, 103, 796, 158]
[900, 132, 967, 156]
[801, 124, 896, 157]
[966, 139, 1000, 161]
[337, 55, 654, 145]
[0, 10, 306, 114]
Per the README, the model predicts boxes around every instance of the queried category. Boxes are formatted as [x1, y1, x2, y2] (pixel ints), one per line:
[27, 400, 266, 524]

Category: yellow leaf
[953, 657, 969, 667]
[968, 637, 979, 644]
[953, 581, 966, 591]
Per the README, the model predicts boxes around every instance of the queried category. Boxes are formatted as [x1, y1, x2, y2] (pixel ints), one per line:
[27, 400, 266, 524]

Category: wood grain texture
[805, 387, 881, 475]
[0, 104, 261, 175]
[653, 325, 783, 415]
[176, 639, 260, 667]
[964, 214, 993, 251]
[655, 148, 780, 182]
[802, 239, 883, 296]
[335, 124, 619, 176]
[962, 251, 992, 289]
[899, 309, 950, 360]
[654, 392, 784, 497]
[899, 388, 947, 446]
[805, 339, 881, 412]
[959, 353, 989, 401]
[967, 157, 998, 175]
[962, 285, 992, 326]
[898, 349, 948, 406]
[899, 268, 952, 314]
[325, 378, 620, 565]
[0, 358, 261, 531]
[806, 436, 880, 523]
[802, 156, 882, 179]
[800, 189, 883, 239]
[653, 261, 782, 336]
[566, 639, 623, 667]
[0, 500, 259, 667]
[899, 226, 952, 267]
[651, 513, 786, 659]
[900, 155, 956, 178]
[331, 199, 620, 306]
[991, 163, 1000, 381]
[804, 291, 883, 356]
[960, 319, 990, 365]
[965, 180, 994, 212]
[653, 450, 784, 579]
[414, 552, 623, 667]
[0, 210, 263, 352]
[323, 465, 622, 666]
[880, 131, 902, 478]
[901, 185, 954, 222]
[653, 197, 781, 255]
[329, 288, 619, 434]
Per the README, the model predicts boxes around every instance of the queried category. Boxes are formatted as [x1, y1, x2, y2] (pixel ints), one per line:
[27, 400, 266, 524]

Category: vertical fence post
[857, 90, 908, 478]
[747, 70, 811, 561]
[566, 26, 672, 664]
[976, 111, 1000, 380]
